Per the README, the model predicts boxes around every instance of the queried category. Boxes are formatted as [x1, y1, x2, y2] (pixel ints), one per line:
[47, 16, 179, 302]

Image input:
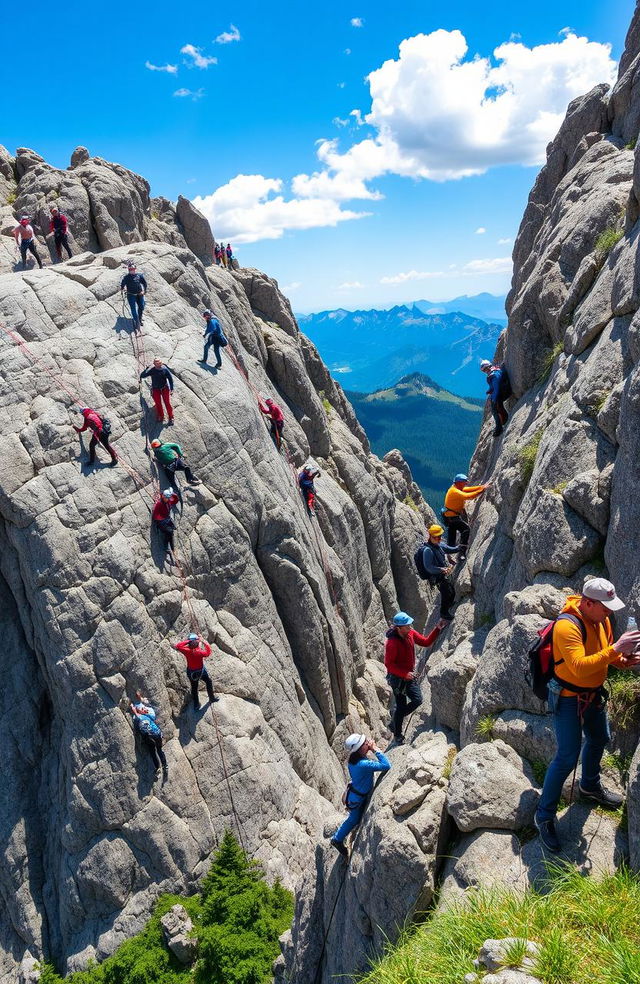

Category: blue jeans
[536, 680, 610, 822]
[203, 338, 221, 366]
[127, 293, 145, 323]
[333, 801, 366, 843]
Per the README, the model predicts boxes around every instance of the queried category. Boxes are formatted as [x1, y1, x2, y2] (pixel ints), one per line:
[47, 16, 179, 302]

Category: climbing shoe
[154, 768, 161, 781]
[393, 734, 405, 745]
[109, 458, 118, 467]
[492, 426, 503, 437]
[330, 838, 348, 858]
[215, 362, 222, 369]
[188, 477, 202, 485]
[579, 783, 624, 809]
[534, 816, 561, 853]
[162, 767, 168, 783]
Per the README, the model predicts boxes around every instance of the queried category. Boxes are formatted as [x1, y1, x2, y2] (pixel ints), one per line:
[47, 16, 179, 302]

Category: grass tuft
[529, 758, 547, 787]
[538, 342, 564, 384]
[595, 226, 623, 258]
[607, 668, 640, 733]
[475, 714, 497, 742]
[518, 430, 543, 485]
[626, 137, 637, 150]
[441, 747, 456, 781]
[402, 494, 420, 513]
[318, 389, 332, 415]
[549, 480, 568, 495]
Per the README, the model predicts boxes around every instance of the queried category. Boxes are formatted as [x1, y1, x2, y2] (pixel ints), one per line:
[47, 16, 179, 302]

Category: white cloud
[186, 177, 197, 184]
[498, 236, 512, 244]
[338, 281, 365, 289]
[292, 29, 616, 198]
[475, 227, 486, 234]
[181, 44, 218, 68]
[174, 88, 205, 100]
[333, 117, 351, 128]
[145, 60, 178, 74]
[215, 24, 241, 43]
[345, 48, 352, 55]
[192, 174, 370, 244]
[337, 81, 346, 88]
[282, 282, 302, 293]
[463, 256, 512, 274]
[351, 17, 364, 27]
[381, 256, 512, 284]
[381, 269, 446, 285]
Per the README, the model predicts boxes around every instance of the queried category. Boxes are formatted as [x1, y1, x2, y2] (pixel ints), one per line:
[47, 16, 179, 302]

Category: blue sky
[1, 0, 633, 311]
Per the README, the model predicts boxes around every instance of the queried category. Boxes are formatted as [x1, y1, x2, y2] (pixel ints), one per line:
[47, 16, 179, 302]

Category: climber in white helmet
[329, 734, 391, 857]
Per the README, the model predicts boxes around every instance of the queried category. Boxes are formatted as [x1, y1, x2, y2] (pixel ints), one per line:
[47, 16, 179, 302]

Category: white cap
[480, 359, 492, 369]
[583, 577, 625, 612]
[345, 733, 366, 753]
[162, 487, 175, 498]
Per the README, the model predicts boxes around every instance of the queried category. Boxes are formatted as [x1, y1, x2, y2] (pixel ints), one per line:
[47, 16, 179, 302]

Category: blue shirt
[422, 541, 458, 575]
[487, 367, 502, 402]
[204, 317, 223, 339]
[348, 750, 391, 797]
[120, 272, 147, 295]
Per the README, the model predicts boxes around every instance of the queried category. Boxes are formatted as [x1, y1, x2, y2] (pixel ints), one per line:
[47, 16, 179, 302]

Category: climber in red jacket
[49, 205, 72, 261]
[384, 612, 447, 743]
[152, 488, 179, 559]
[73, 407, 117, 467]
[259, 397, 285, 449]
[171, 633, 220, 710]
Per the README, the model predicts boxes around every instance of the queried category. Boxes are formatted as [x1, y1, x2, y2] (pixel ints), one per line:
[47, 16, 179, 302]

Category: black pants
[89, 433, 117, 462]
[436, 575, 456, 620]
[270, 420, 284, 447]
[203, 338, 222, 367]
[187, 666, 215, 708]
[142, 733, 167, 771]
[54, 232, 72, 260]
[491, 399, 508, 430]
[164, 458, 197, 483]
[20, 239, 42, 268]
[446, 516, 469, 551]
[155, 518, 175, 551]
[387, 674, 423, 738]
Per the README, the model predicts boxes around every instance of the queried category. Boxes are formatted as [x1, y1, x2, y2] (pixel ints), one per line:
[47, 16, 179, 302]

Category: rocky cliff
[277, 5, 640, 983]
[0, 148, 440, 980]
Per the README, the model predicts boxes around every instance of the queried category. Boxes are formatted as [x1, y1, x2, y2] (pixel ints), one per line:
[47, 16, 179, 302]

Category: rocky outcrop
[160, 904, 197, 964]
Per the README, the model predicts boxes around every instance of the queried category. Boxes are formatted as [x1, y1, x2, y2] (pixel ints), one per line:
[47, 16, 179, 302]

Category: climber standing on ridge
[140, 358, 175, 424]
[152, 488, 179, 560]
[130, 691, 168, 781]
[534, 578, 640, 854]
[299, 464, 320, 516]
[49, 205, 73, 261]
[13, 216, 43, 269]
[199, 309, 227, 368]
[171, 634, 219, 711]
[73, 407, 118, 467]
[384, 612, 447, 744]
[214, 244, 222, 265]
[329, 734, 391, 857]
[443, 473, 489, 562]
[422, 524, 459, 621]
[260, 397, 285, 450]
[151, 439, 201, 487]
[480, 359, 510, 437]
[226, 243, 233, 266]
[220, 242, 228, 268]
[120, 260, 147, 330]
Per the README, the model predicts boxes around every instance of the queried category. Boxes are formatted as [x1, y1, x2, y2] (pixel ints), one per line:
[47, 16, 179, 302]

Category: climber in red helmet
[73, 407, 118, 468]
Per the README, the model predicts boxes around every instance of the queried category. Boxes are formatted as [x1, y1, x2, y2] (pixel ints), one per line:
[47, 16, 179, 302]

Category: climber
[130, 691, 168, 781]
[299, 465, 320, 516]
[73, 407, 118, 467]
[480, 359, 509, 437]
[422, 525, 459, 621]
[214, 244, 222, 265]
[120, 261, 147, 329]
[199, 310, 227, 368]
[171, 633, 219, 711]
[443, 473, 489, 561]
[259, 397, 285, 450]
[534, 578, 640, 854]
[13, 216, 43, 269]
[226, 243, 233, 266]
[329, 734, 391, 857]
[152, 488, 179, 559]
[220, 242, 228, 268]
[384, 612, 447, 743]
[151, 439, 201, 486]
[49, 205, 72, 261]
[140, 358, 175, 424]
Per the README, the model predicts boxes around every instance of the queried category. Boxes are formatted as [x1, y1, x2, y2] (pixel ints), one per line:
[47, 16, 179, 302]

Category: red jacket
[75, 409, 103, 435]
[50, 213, 68, 235]
[384, 624, 442, 679]
[262, 401, 284, 423]
[152, 493, 179, 522]
[175, 639, 212, 670]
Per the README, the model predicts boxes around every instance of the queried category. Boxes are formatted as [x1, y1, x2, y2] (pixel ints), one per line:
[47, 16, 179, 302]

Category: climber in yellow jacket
[535, 578, 640, 853]
[443, 473, 489, 560]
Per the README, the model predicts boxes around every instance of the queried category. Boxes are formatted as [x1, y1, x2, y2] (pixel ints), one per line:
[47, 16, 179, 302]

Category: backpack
[526, 613, 589, 700]
[413, 542, 437, 586]
[100, 417, 112, 437]
[136, 715, 162, 738]
[497, 364, 512, 400]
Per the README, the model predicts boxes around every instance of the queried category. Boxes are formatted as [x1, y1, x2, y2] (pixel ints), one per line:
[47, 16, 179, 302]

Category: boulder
[176, 195, 214, 265]
[447, 741, 539, 832]
[160, 904, 197, 965]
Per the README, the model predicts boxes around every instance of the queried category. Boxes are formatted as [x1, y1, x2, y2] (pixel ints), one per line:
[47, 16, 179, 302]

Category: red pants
[305, 490, 315, 510]
[152, 387, 173, 421]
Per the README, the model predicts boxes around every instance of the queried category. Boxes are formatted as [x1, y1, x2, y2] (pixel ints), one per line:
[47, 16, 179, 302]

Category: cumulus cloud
[215, 24, 241, 44]
[192, 174, 370, 244]
[345, 48, 352, 55]
[145, 60, 178, 74]
[463, 256, 512, 273]
[293, 29, 616, 197]
[381, 256, 512, 284]
[338, 281, 365, 289]
[351, 17, 364, 27]
[282, 282, 302, 293]
[174, 88, 205, 100]
[380, 269, 445, 285]
[475, 227, 486, 234]
[498, 236, 512, 244]
[181, 44, 218, 68]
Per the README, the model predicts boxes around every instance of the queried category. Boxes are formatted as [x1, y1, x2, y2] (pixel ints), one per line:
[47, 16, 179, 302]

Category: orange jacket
[553, 595, 622, 695]
[444, 484, 485, 517]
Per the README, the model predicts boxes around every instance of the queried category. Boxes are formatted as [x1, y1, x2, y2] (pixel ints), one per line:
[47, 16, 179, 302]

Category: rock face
[160, 904, 197, 964]
[0, 148, 439, 982]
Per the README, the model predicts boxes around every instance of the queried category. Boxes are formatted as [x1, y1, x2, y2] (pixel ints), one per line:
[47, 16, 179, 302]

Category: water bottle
[629, 617, 638, 632]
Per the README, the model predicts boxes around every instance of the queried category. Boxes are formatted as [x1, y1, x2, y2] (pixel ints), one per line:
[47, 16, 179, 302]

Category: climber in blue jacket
[330, 734, 391, 856]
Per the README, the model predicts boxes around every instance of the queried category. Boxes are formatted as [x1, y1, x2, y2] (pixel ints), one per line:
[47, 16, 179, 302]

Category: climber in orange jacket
[384, 612, 447, 743]
[443, 473, 489, 560]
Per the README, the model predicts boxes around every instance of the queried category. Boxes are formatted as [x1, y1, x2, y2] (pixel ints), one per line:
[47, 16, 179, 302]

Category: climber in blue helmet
[329, 733, 391, 857]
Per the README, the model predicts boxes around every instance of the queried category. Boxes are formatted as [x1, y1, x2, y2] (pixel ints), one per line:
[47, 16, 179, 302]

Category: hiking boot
[215, 362, 222, 369]
[330, 837, 348, 858]
[162, 767, 168, 782]
[198, 359, 207, 364]
[534, 815, 561, 853]
[209, 695, 220, 703]
[393, 734, 405, 745]
[492, 426, 503, 437]
[109, 458, 118, 467]
[579, 783, 624, 809]
[154, 768, 161, 781]
[167, 419, 174, 427]
[188, 477, 201, 485]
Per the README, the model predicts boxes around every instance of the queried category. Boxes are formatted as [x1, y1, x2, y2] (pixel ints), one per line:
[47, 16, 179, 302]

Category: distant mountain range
[298, 302, 503, 398]
[345, 372, 483, 509]
[410, 292, 507, 325]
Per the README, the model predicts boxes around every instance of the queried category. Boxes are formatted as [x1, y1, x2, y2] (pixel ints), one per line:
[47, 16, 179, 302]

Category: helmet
[428, 524, 444, 537]
[187, 632, 199, 641]
[265, 398, 274, 406]
[454, 473, 468, 483]
[151, 440, 161, 448]
[202, 309, 212, 317]
[77, 406, 88, 414]
[161, 488, 174, 498]
[480, 359, 492, 370]
[345, 733, 366, 753]
[392, 611, 414, 626]
[20, 216, 29, 224]
[127, 262, 136, 270]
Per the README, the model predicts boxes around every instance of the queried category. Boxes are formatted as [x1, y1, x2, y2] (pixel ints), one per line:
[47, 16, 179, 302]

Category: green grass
[530, 758, 547, 787]
[549, 480, 568, 495]
[476, 612, 496, 629]
[626, 138, 637, 150]
[607, 668, 640, 733]
[402, 494, 420, 513]
[585, 390, 611, 417]
[602, 751, 633, 785]
[538, 342, 564, 384]
[441, 747, 456, 780]
[318, 389, 332, 415]
[38, 832, 293, 983]
[595, 226, 623, 258]
[358, 865, 640, 984]
[475, 714, 497, 741]
[518, 430, 543, 485]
